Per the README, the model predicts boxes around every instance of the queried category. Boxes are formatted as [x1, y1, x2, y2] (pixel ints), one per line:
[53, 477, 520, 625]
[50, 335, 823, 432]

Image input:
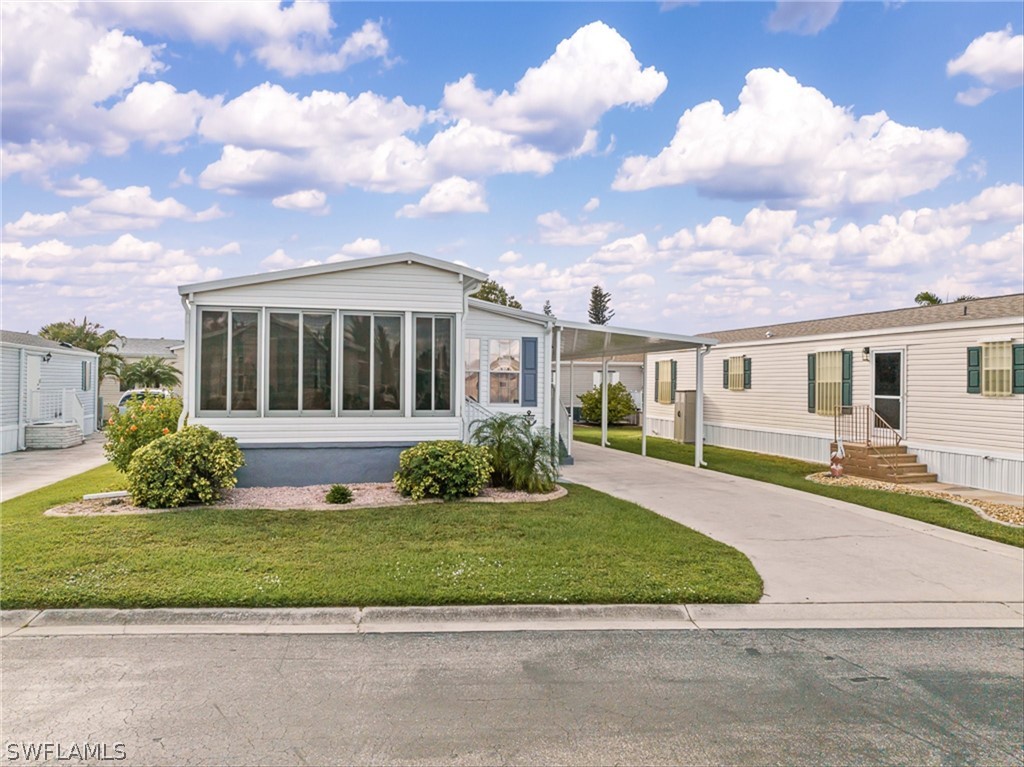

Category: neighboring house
[645, 295, 1024, 495]
[0, 330, 99, 453]
[99, 337, 183, 416]
[557, 354, 644, 422]
[177, 253, 714, 486]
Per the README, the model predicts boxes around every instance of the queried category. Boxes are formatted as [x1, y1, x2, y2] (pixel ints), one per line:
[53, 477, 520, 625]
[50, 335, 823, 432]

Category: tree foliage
[578, 382, 637, 424]
[120, 356, 181, 389]
[915, 291, 979, 306]
[39, 317, 124, 380]
[588, 285, 615, 325]
[475, 279, 522, 309]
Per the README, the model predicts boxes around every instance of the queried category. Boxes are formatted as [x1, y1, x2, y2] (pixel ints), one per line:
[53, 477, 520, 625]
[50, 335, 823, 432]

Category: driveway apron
[0, 433, 108, 503]
[562, 442, 1024, 604]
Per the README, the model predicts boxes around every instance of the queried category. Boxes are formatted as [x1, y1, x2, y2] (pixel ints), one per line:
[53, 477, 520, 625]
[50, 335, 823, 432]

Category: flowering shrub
[127, 426, 245, 508]
[104, 395, 183, 472]
[393, 441, 492, 501]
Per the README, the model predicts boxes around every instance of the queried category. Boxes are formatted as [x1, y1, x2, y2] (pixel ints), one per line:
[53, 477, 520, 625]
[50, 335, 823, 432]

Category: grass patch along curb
[1, 464, 762, 609]
[573, 425, 1023, 549]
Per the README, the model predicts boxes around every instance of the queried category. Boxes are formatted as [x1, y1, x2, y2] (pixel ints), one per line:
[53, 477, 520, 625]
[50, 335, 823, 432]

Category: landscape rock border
[44, 483, 568, 517]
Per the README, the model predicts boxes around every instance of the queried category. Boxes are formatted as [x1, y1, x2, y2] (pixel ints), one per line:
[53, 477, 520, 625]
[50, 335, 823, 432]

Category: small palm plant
[470, 413, 558, 493]
[120, 356, 181, 389]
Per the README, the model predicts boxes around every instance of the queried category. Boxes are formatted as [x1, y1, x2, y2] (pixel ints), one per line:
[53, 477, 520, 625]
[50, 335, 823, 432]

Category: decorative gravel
[44, 483, 568, 517]
[806, 472, 1023, 527]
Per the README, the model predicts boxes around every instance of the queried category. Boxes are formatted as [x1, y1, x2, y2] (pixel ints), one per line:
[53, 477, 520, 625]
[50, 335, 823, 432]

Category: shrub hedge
[393, 441, 491, 501]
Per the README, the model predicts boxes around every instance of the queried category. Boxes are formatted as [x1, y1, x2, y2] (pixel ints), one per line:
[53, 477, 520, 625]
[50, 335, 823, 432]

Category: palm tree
[39, 317, 124, 381]
[914, 291, 943, 306]
[120, 356, 181, 388]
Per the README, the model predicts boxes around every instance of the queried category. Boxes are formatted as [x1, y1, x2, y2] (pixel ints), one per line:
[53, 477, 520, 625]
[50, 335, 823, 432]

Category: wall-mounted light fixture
[42, 352, 52, 363]
[861, 347, 870, 362]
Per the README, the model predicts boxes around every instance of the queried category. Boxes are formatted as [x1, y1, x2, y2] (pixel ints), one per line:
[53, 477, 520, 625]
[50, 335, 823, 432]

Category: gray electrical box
[673, 390, 697, 443]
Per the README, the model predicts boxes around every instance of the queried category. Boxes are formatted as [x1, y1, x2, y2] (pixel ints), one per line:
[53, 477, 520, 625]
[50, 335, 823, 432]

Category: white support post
[695, 345, 708, 468]
[601, 357, 609, 448]
[553, 327, 561, 454]
[641, 354, 648, 457]
[568, 360, 574, 456]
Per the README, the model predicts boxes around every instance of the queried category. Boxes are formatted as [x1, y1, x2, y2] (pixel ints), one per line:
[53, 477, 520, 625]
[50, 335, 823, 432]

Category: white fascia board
[178, 252, 489, 296]
[466, 298, 553, 326]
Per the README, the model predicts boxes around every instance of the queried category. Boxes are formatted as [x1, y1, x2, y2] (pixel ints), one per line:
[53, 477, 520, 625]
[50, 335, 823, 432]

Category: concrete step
[893, 472, 940, 484]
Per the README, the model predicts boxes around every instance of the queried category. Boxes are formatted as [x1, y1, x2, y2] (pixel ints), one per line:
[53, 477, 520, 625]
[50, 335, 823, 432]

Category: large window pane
[269, 313, 299, 410]
[465, 339, 480, 402]
[415, 317, 432, 411]
[374, 316, 402, 411]
[231, 312, 258, 411]
[434, 318, 451, 410]
[303, 314, 332, 410]
[490, 339, 520, 404]
[343, 315, 371, 411]
[200, 311, 227, 411]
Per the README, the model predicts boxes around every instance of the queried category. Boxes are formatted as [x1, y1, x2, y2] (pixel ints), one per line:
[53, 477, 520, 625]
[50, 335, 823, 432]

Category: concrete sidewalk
[562, 442, 1024, 605]
[3, 602, 1022, 637]
[0, 432, 108, 503]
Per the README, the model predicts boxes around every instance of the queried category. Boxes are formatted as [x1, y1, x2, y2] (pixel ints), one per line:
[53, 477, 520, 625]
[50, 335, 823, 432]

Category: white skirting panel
[705, 423, 832, 465]
[1, 425, 20, 454]
[646, 417, 674, 439]
[909, 445, 1023, 497]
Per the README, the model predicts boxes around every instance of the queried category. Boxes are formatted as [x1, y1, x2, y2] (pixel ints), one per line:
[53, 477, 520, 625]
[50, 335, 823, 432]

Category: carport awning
[556, 319, 718, 360]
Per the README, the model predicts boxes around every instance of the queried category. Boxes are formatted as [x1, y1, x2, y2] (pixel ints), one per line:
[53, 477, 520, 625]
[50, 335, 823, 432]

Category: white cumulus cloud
[947, 25, 1024, 105]
[613, 68, 968, 208]
[272, 189, 330, 215]
[396, 177, 488, 218]
[536, 210, 620, 246]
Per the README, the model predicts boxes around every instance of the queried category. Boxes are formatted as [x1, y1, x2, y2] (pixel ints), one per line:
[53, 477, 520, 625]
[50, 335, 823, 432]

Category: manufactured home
[1, 330, 99, 453]
[645, 295, 1024, 495]
[177, 253, 715, 486]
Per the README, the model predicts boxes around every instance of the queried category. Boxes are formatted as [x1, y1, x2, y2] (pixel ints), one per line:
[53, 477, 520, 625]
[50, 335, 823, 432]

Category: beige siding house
[646, 295, 1024, 495]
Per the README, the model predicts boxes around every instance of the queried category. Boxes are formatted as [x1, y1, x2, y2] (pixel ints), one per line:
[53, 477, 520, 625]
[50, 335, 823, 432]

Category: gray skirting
[235, 442, 414, 487]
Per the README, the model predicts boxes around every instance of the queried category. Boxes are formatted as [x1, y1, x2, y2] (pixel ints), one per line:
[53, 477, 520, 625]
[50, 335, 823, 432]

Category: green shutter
[670, 360, 677, 401]
[1013, 344, 1024, 394]
[654, 361, 662, 403]
[807, 354, 816, 412]
[841, 350, 853, 407]
[743, 357, 751, 389]
[966, 346, 981, 393]
[723, 359, 729, 389]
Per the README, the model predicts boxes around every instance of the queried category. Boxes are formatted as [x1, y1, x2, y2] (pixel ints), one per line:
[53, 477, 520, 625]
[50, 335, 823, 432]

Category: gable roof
[468, 297, 552, 326]
[178, 252, 488, 295]
[115, 337, 183, 357]
[702, 294, 1024, 345]
[0, 330, 97, 356]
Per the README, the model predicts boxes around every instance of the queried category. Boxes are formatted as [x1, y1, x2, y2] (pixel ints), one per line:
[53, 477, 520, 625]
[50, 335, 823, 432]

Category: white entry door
[27, 355, 42, 420]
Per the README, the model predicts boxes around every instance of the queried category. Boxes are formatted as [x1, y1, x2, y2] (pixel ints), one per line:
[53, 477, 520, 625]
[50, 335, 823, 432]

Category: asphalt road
[3, 629, 1022, 766]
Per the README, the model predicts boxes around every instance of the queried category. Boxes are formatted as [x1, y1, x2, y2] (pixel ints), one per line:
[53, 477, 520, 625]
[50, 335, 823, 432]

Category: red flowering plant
[104, 394, 183, 472]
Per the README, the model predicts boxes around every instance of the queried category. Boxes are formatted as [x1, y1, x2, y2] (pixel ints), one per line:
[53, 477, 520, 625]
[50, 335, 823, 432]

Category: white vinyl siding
[982, 341, 1012, 396]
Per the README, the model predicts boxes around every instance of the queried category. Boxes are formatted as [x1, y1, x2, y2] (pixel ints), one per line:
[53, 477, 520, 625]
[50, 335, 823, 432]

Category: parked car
[117, 389, 173, 413]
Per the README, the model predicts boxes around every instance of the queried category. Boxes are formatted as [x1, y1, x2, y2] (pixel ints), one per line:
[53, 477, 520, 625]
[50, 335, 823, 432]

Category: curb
[3, 602, 1022, 637]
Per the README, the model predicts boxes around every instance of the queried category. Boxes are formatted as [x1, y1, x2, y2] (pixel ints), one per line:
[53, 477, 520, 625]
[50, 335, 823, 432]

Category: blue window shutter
[807, 354, 816, 412]
[1013, 344, 1024, 394]
[743, 357, 752, 389]
[967, 346, 981, 393]
[521, 336, 538, 407]
[723, 359, 729, 389]
[841, 350, 853, 407]
[670, 359, 677, 399]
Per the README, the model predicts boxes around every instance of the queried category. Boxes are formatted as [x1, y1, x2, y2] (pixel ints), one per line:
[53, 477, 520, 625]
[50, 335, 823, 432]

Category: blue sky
[2, 1, 1022, 339]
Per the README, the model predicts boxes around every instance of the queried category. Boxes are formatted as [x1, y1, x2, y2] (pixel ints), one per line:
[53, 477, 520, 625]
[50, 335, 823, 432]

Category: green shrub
[326, 484, 353, 504]
[393, 441, 491, 501]
[104, 395, 183, 472]
[578, 381, 636, 424]
[127, 426, 245, 509]
[470, 413, 558, 493]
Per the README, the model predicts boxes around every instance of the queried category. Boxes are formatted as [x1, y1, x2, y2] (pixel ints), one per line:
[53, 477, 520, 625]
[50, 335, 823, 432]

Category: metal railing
[462, 397, 496, 442]
[833, 404, 903, 478]
[27, 388, 85, 432]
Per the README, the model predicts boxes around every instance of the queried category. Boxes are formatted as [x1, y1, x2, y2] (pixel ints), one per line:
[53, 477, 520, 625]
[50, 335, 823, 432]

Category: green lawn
[574, 425, 1023, 548]
[0, 464, 762, 609]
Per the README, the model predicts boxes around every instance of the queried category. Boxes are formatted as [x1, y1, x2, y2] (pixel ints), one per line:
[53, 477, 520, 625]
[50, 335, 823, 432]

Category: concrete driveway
[562, 442, 1024, 605]
[0, 432, 108, 503]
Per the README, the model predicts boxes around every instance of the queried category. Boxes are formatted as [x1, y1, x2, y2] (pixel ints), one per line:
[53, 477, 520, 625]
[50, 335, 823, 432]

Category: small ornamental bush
[104, 395, 183, 472]
[127, 425, 245, 509]
[470, 413, 558, 494]
[578, 382, 637, 424]
[393, 441, 492, 501]
[326, 484, 354, 504]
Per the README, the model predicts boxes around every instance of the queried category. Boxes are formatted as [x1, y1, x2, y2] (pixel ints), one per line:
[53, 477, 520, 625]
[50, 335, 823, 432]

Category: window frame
[654, 360, 675, 404]
[981, 340, 1013, 397]
[196, 306, 262, 418]
[814, 350, 843, 416]
[727, 356, 745, 391]
[265, 309, 334, 417]
[465, 338, 482, 403]
[488, 338, 521, 405]
[413, 314, 455, 416]
[340, 311, 405, 416]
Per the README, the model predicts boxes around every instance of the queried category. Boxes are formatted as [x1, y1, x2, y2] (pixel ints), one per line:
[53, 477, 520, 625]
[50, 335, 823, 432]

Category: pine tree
[588, 285, 614, 325]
